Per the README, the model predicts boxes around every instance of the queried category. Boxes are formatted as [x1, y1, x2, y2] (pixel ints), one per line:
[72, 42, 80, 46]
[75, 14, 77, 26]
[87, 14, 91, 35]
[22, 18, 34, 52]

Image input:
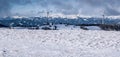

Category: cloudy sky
[0, 0, 120, 17]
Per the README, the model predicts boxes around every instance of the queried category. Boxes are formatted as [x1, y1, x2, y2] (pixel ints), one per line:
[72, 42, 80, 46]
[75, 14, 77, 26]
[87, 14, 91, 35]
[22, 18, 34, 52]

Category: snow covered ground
[0, 29, 120, 57]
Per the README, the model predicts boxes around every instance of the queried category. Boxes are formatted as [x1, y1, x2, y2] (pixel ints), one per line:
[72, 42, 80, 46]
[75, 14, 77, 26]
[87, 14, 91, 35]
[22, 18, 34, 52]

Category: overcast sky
[0, 0, 120, 17]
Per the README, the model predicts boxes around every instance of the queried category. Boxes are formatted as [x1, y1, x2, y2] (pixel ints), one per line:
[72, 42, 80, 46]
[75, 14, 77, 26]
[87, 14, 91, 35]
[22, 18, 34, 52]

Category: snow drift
[0, 29, 120, 57]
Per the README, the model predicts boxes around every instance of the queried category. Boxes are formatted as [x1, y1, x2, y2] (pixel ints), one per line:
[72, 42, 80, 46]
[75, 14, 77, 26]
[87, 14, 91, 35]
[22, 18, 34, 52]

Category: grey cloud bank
[0, 0, 120, 17]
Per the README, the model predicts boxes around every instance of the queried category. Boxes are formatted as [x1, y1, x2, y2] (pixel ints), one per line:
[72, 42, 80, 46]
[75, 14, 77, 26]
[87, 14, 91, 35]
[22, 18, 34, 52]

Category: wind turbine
[100, 9, 105, 25]
[46, 10, 52, 18]
[101, 9, 105, 25]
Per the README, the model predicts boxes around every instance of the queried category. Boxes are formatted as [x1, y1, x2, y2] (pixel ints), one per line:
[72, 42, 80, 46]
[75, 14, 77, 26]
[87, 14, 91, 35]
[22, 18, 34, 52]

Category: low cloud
[0, 0, 120, 17]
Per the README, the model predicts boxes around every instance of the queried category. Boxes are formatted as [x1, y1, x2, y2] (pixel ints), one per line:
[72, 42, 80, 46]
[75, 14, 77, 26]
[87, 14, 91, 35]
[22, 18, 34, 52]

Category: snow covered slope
[0, 29, 120, 57]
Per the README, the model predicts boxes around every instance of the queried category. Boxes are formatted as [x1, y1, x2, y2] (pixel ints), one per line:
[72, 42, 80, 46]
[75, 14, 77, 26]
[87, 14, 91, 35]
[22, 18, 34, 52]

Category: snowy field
[0, 29, 120, 57]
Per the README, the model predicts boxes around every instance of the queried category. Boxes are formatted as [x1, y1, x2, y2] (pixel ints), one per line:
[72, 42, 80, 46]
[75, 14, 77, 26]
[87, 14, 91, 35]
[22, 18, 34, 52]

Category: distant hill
[0, 17, 120, 30]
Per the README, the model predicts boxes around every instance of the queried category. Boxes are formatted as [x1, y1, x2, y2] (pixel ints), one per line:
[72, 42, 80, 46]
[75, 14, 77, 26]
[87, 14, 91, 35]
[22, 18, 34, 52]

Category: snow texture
[0, 29, 120, 57]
